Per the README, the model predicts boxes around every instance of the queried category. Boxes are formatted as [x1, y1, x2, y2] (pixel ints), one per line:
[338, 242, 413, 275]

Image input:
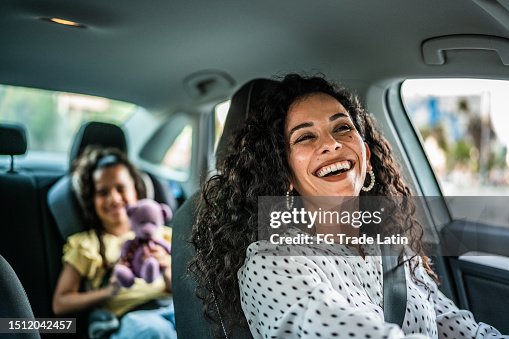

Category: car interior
[1, 0, 509, 338]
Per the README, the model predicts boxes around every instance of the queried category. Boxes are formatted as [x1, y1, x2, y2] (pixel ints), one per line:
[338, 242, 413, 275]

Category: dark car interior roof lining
[1, 0, 508, 113]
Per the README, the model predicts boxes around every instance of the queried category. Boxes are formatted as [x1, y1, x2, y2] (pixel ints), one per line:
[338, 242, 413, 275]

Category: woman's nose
[319, 133, 342, 154]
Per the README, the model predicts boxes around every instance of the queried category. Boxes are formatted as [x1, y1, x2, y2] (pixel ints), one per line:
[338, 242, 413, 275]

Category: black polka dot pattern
[238, 234, 507, 339]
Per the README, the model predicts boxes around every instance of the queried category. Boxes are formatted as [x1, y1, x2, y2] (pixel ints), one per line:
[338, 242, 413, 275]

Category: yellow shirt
[62, 227, 172, 316]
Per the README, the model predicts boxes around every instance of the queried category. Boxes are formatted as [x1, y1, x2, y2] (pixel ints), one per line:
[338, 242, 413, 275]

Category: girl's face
[93, 164, 137, 229]
[285, 93, 371, 197]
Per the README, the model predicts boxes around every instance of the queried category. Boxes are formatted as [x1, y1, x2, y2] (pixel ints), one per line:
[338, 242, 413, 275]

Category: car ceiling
[1, 0, 508, 113]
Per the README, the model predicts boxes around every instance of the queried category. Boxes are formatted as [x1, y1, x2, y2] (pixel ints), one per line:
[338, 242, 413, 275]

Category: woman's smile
[314, 159, 353, 178]
[285, 93, 371, 197]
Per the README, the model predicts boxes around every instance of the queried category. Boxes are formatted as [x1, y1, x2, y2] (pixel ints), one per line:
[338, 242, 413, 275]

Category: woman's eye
[333, 124, 352, 133]
[294, 134, 314, 144]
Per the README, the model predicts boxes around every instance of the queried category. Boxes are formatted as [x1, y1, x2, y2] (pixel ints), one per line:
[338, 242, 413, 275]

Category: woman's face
[285, 93, 371, 197]
[93, 164, 138, 228]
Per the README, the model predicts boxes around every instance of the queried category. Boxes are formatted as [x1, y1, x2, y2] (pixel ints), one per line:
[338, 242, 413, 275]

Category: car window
[401, 79, 509, 226]
[161, 124, 193, 176]
[0, 84, 138, 154]
[213, 100, 230, 151]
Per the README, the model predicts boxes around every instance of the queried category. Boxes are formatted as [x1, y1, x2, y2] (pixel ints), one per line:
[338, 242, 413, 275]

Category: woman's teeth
[316, 160, 352, 177]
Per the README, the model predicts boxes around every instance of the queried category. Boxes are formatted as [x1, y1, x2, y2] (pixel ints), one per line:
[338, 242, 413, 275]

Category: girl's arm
[52, 263, 118, 316]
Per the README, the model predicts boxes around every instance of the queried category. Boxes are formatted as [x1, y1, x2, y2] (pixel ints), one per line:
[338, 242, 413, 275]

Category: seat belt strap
[381, 246, 407, 327]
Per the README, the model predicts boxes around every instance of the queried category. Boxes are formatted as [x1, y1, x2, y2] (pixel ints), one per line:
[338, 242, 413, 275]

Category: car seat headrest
[69, 121, 127, 169]
[0, 123, 27, 173]
[215, 78, 278, 165]
[0, 123, 27, 156]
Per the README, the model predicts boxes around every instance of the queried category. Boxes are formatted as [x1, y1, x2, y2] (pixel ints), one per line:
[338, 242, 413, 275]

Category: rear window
[0, 84, 137, 154]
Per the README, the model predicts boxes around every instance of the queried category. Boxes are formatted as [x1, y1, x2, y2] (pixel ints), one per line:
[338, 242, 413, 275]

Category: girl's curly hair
[72, 146, 146, 268]
[189, 74, 431, 336]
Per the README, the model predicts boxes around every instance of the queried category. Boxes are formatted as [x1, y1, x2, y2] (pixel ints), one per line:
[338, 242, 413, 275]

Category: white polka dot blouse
[238, 229, 507, 339]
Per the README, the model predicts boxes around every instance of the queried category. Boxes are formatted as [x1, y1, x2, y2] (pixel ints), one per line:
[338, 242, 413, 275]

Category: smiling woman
[190, 74, 508, 338]
[285, 92, 371, 197]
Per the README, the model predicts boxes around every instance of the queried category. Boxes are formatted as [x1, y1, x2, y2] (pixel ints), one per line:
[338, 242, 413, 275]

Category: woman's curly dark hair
[72, 146, 146, 268]
[190, 74, 433, 336]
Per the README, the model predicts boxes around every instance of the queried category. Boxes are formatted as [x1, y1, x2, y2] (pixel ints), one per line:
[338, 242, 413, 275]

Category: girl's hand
[106, 275, 121, 297]
[149, 245, 171, 272]
[147, 245, 172, 292]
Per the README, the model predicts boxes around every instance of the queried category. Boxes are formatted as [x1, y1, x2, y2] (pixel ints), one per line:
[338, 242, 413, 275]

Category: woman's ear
[364, 142, 372, 171]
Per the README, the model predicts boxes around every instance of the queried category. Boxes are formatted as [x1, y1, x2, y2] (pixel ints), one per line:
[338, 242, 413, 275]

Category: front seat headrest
[172, 78, 278, 339]
[69, 121, 127, 169]
[0, 123, 27, 156]
[215, 78, 278, 165]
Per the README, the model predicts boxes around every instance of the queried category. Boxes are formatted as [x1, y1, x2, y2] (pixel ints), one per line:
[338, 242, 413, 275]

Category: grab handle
[422, 34, 509, 65]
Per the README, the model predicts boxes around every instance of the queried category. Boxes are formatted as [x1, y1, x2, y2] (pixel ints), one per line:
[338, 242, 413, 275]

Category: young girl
[52, 146, 176, 338]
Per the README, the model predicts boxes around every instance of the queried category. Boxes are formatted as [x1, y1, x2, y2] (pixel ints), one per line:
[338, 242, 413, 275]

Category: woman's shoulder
[242, 240, 353, 273]
[403, 254, 441, 293]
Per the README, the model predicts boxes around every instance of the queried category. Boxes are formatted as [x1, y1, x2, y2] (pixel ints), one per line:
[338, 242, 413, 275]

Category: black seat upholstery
[68, 121, 127, 170]
[0, 122, 27, 172]
[48, 121, 174, 240]
[0, 255, 41, 339]
[172, 79, 278, 338]
[0, 124, 49, 330]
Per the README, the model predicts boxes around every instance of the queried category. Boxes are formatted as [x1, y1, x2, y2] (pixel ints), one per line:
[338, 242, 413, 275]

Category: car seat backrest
[0, 255, 41, 339]
[68, 121, 127, 170]
[0, 123, 52, 320]
[172, 79, 278, 339]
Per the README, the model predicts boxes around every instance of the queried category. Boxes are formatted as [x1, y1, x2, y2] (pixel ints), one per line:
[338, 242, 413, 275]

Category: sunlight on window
[0, 84, 137, 153]
[402, 79, 509, 196]
[214, 100, 230, 151]
[162, 124, 193, 175]
[402, 79, 509, 227]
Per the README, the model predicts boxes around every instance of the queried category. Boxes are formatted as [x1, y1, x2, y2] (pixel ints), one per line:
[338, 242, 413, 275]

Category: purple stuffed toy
[114, 199, 172, 288]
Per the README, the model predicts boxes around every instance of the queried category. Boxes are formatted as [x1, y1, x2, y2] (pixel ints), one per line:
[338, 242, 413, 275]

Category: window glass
[214, 100, 230, 151]
[401, 79, 509, 225]
[0, 84, 137, 153]
[162, 124, 193, 175]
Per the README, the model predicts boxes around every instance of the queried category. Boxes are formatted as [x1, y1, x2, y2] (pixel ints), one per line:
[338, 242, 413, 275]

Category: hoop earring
[361, 170, 375, 192]
[286, 189, 294, 210]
